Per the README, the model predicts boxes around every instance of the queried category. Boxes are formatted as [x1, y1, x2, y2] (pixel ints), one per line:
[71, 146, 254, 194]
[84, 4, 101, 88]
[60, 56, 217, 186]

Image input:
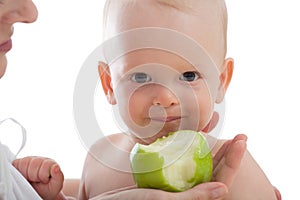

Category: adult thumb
[174, 182, 228, 200]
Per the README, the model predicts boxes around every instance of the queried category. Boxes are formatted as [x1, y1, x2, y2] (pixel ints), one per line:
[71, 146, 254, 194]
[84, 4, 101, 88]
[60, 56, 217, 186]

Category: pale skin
[79, 0, 279, 199]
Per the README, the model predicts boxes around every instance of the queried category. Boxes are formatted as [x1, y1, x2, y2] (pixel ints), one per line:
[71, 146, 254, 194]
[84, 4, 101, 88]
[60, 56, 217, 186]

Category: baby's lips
[150, 116, 182, 122]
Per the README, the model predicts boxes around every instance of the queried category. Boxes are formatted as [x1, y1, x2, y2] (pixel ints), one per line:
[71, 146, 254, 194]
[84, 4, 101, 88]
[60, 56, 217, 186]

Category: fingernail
[211, 185, 227, 199]
[53, 164, 60, 174]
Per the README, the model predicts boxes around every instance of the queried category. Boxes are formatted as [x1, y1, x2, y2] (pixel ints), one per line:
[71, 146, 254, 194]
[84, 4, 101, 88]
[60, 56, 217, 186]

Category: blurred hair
[103, 0, 228, 58]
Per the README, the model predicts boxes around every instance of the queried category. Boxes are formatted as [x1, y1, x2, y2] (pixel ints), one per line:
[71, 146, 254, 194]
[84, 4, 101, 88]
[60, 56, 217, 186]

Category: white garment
[0, 118, 42, 200]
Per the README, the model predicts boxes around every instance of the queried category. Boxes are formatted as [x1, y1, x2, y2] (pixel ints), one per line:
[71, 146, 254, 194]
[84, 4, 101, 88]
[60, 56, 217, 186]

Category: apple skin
[130, 130, 213, 192]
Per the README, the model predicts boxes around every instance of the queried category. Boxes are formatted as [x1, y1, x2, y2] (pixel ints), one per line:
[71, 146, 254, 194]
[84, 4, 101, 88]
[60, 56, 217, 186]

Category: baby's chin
[126, 118, 202, 144]
[0, 55, 7, 78]
[129, 127, 184, 145]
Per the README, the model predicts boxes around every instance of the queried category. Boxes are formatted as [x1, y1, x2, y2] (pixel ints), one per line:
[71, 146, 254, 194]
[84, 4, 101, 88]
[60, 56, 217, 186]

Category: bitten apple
[130, 130, 213, 192]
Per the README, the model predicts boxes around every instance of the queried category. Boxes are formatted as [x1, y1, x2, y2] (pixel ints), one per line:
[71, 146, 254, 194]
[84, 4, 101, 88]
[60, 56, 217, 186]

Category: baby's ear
[98, 61, 116, 105]
[216, 58, 234, 103]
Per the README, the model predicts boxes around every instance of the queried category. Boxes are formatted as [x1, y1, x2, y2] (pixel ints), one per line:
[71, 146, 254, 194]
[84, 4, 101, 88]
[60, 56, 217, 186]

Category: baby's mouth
[150, 116, 182, 123]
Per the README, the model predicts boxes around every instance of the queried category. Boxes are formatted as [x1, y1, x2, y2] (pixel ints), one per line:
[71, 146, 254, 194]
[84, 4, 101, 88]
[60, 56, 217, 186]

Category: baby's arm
[13, 157, 70, 200]
[62, 179, 80, 198]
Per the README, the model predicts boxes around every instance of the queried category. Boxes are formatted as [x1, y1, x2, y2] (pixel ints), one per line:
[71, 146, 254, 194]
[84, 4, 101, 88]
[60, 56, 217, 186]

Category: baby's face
[108, 49, 218, 143]
[102, 0, 230, 143]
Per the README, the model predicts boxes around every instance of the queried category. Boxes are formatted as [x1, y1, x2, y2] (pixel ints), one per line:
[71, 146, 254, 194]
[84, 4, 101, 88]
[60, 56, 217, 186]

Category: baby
[79, 0, 278, 199]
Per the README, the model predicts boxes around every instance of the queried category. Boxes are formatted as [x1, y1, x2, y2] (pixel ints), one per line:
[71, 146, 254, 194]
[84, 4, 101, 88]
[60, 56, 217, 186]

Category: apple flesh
[130, 130, 213, 192]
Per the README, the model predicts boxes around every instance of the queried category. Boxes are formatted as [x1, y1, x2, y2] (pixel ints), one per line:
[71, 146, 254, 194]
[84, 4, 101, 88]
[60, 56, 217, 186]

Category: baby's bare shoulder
[91, 133, 137, 154]
[89, 133, 127, 151]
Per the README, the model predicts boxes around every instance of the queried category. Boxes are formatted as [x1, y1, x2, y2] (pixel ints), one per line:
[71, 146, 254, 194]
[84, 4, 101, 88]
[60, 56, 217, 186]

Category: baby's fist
[13, 157, 64, 200]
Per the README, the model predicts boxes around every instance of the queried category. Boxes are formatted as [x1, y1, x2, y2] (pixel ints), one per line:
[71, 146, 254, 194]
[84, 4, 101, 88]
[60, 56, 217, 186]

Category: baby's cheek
[127, 91, 150, 125]
[199, 109, 214, 130]
[189, 91, 214, 129]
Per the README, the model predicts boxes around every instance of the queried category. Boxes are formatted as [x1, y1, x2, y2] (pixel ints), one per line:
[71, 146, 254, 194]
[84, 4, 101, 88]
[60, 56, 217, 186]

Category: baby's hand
[13, 156, 64, 200]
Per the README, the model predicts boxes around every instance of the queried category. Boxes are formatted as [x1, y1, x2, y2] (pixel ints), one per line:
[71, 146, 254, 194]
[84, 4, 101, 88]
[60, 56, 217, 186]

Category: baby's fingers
[13, 157, 56, 183]
[13, 157, 31, 179]
[49, 164, 64, 187]
[37, 158, 58, 183]
[31, 163, 64, 200]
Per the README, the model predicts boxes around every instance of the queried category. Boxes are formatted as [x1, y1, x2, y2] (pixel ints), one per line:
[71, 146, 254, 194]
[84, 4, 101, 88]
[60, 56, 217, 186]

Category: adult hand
[92, 182, 227, 200]
[13, 156, 65, 200]
[203, 112, 248, 186]
[212, 134, 247, 186]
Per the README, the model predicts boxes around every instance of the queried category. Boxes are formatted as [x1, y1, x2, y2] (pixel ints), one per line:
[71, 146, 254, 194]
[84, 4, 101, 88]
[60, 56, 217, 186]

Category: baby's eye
[131, 72, 152, 83]
[179, 71, 201, 82]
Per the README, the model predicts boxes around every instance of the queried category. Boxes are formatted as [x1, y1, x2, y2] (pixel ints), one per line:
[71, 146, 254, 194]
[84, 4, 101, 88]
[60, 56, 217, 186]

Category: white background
[0, 0, 298, 199]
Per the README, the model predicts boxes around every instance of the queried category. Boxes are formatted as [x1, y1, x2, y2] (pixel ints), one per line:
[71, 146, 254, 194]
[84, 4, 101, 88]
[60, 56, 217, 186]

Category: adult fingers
[213, 134, 247, 167]
[213, 134, 247, 186]
[173, 182, 228, 200]
[95, 182, 228, 200]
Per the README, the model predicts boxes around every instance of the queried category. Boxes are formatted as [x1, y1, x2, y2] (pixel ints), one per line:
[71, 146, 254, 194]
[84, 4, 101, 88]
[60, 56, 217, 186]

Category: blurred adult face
[0, 0, 38, 78]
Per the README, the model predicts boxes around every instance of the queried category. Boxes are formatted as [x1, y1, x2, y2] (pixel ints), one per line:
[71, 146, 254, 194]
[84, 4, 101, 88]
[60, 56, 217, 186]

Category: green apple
[130, 130, 213, 192]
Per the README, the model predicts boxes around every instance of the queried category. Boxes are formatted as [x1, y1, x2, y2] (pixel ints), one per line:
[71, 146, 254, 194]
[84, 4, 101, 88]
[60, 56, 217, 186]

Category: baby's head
[99, 0, 233, 143]
[103, 0, 228, 67]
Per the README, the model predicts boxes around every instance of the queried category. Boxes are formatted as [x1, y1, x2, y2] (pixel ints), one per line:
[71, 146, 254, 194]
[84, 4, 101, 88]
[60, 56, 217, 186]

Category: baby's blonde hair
[103, 0, 228, 58]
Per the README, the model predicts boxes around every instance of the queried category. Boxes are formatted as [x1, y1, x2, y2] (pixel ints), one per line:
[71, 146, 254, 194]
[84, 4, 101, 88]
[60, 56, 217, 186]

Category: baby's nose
[152, 86, 179, 108]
